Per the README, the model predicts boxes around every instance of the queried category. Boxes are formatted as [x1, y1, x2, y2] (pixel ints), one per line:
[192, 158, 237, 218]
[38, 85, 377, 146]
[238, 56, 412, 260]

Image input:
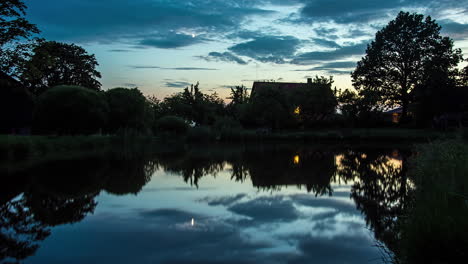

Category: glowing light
[293, 155, 300, 164]
[294, 106, 301, 115]
[191, 218, 195, 226]
[191, 33, 196, 38]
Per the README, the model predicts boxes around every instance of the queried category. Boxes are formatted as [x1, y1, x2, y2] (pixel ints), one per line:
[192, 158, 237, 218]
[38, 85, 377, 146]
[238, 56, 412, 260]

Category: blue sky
[25, 0, 468, 99]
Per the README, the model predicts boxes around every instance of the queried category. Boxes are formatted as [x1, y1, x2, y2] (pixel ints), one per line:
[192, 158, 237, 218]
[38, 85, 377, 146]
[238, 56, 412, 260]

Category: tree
[0, 0, 39, 47]
[226, 85, 250, 121]
[33, 85, 108, 135]
[352, 11, 463, 121]
[105, 87, 153, 133]
[0, 0, 40, 76]
[158, 83, 225, 126]
[20, 41, 102, 94]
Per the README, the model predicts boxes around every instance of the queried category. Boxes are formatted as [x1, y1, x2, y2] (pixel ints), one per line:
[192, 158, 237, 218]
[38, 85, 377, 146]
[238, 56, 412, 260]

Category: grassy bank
[397, 139, 468, 263]
[0, 135, 159, 172]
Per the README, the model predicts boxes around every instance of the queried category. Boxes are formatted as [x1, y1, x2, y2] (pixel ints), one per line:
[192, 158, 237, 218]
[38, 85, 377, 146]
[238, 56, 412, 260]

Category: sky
[24, 0, 468, 100]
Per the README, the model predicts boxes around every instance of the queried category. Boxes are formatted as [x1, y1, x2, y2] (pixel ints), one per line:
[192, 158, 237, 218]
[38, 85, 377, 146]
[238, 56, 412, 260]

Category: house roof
[251, 81, 307, 95]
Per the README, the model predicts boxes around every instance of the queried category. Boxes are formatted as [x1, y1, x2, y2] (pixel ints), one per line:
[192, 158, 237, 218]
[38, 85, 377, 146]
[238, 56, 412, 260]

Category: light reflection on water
[1, 145, 412, 264]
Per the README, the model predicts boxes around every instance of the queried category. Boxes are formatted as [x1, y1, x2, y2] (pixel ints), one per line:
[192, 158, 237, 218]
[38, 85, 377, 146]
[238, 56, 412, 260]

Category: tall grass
[398, 139, 468, 263]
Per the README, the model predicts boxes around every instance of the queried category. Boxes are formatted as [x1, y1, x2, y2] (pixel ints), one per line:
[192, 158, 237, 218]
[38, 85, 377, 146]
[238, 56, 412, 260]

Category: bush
[105, 87, 153, 133]
[33, 85, 108, 135]
[155, 116, 189, 135]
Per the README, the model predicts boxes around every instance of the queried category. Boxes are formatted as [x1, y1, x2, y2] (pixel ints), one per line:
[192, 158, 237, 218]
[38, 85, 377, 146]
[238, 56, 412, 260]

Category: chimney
[307, 78, 312, 84]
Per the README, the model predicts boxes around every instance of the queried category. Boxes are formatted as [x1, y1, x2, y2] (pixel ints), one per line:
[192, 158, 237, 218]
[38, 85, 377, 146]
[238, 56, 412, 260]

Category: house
[251, 78, 314, 97]
[0, 71, 34, 134]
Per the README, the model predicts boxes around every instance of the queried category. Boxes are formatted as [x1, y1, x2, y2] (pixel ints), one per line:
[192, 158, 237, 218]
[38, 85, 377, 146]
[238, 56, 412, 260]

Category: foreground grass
[397, 139, 468, 263]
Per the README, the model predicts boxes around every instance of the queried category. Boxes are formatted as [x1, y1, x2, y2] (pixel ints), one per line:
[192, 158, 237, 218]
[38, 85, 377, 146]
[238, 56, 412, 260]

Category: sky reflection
[24, 164, 381, 264]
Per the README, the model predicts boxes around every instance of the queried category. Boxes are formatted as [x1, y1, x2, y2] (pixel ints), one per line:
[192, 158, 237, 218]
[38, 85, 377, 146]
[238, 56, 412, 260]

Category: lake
[1, 144, 413, 264]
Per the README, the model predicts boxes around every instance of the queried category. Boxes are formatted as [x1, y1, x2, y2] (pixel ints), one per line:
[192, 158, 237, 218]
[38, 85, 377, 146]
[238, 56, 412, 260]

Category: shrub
[33, 85, 108, 135]
[155, 116, 189, 135]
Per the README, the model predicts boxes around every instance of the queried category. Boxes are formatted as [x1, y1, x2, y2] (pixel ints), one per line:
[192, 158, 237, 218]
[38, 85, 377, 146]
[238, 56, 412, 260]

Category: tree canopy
[352, 11, 463, 120]
[20, 41, 102, 94]
[0, 0, 39, 47]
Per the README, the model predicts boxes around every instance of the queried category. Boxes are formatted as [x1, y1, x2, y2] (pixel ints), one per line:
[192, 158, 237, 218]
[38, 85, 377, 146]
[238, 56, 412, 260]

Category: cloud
[108, 49, 132, 52]
[139, 208, 203, 222]
[165, 81, 192, 88]
[197, 52, 248, 65]
[198, 194, 247, 206]
[440, 20, 468, 40]
[294, 61, 356, 75]
[311, 38, 341, 49]
[138, 33, 206, 49]
[130, 66, 161, 69]
[122, 83, 138, 88]
[288, 235, 381, 264]
[292, 43, 367, 65]
[27, 0, 273, 46]
[129, 66, 218, 70]
[228, 35, 301, 64]
[228, 196, 299, 222]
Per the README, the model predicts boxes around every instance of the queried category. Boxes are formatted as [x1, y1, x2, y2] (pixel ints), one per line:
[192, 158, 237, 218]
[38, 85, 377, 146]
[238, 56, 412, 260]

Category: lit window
[294, 106, 301, 115]
[293, 155, 300, 164]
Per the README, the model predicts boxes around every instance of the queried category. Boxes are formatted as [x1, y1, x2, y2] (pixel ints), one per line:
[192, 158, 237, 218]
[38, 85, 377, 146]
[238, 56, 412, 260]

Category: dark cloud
[311, 38, 341, 49]
[288, 235, 380, 264]
[169, 67, 218, 71]
[197, 52, 248, 65]
[129, 66, 217, 70]
[440, 20, 468, 40]
[108, 49, 132, 52]
[130, 66, 161, 69]
[296, 0, 463, 24]
[26, 0, 273, 45]
[227, 30, 266, 40]
[294, 61, 356, 75]
[165, 81, 192, 88]
[123, 83, 138, 88]
[138, 33, 206, 49]
[228, 35, 301, 64]
[292, 43, 367, 65]
[228, 196, 299, 222]
[139, 208, 204, 222]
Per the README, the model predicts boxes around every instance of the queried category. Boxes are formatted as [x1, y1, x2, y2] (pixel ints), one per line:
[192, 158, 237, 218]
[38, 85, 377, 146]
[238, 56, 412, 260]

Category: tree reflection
[0, 197, 50, 263]
[1, 154, 159, 263]
[338, 149, 412, 254]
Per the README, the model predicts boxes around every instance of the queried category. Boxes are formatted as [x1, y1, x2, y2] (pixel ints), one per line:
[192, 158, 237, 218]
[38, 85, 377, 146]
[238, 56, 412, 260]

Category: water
[1, 144, 412, 264]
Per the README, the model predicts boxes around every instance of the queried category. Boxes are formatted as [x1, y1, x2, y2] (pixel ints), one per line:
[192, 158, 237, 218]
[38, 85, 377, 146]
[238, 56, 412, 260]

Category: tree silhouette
[352, 11, 463, 121]
[0, 197, 50, 263]
[0, 0, 40, 77]
[20, 41, 102, 94]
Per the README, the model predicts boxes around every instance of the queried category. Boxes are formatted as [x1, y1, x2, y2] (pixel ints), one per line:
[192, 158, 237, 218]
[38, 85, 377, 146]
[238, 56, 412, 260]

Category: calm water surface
[1, 144, 412, 264]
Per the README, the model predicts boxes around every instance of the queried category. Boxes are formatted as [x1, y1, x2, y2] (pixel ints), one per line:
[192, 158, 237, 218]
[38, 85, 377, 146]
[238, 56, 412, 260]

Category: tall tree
[352, 11, 463, 120]
[0, 0, 40, 76]
[20, 41, 102, 94]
